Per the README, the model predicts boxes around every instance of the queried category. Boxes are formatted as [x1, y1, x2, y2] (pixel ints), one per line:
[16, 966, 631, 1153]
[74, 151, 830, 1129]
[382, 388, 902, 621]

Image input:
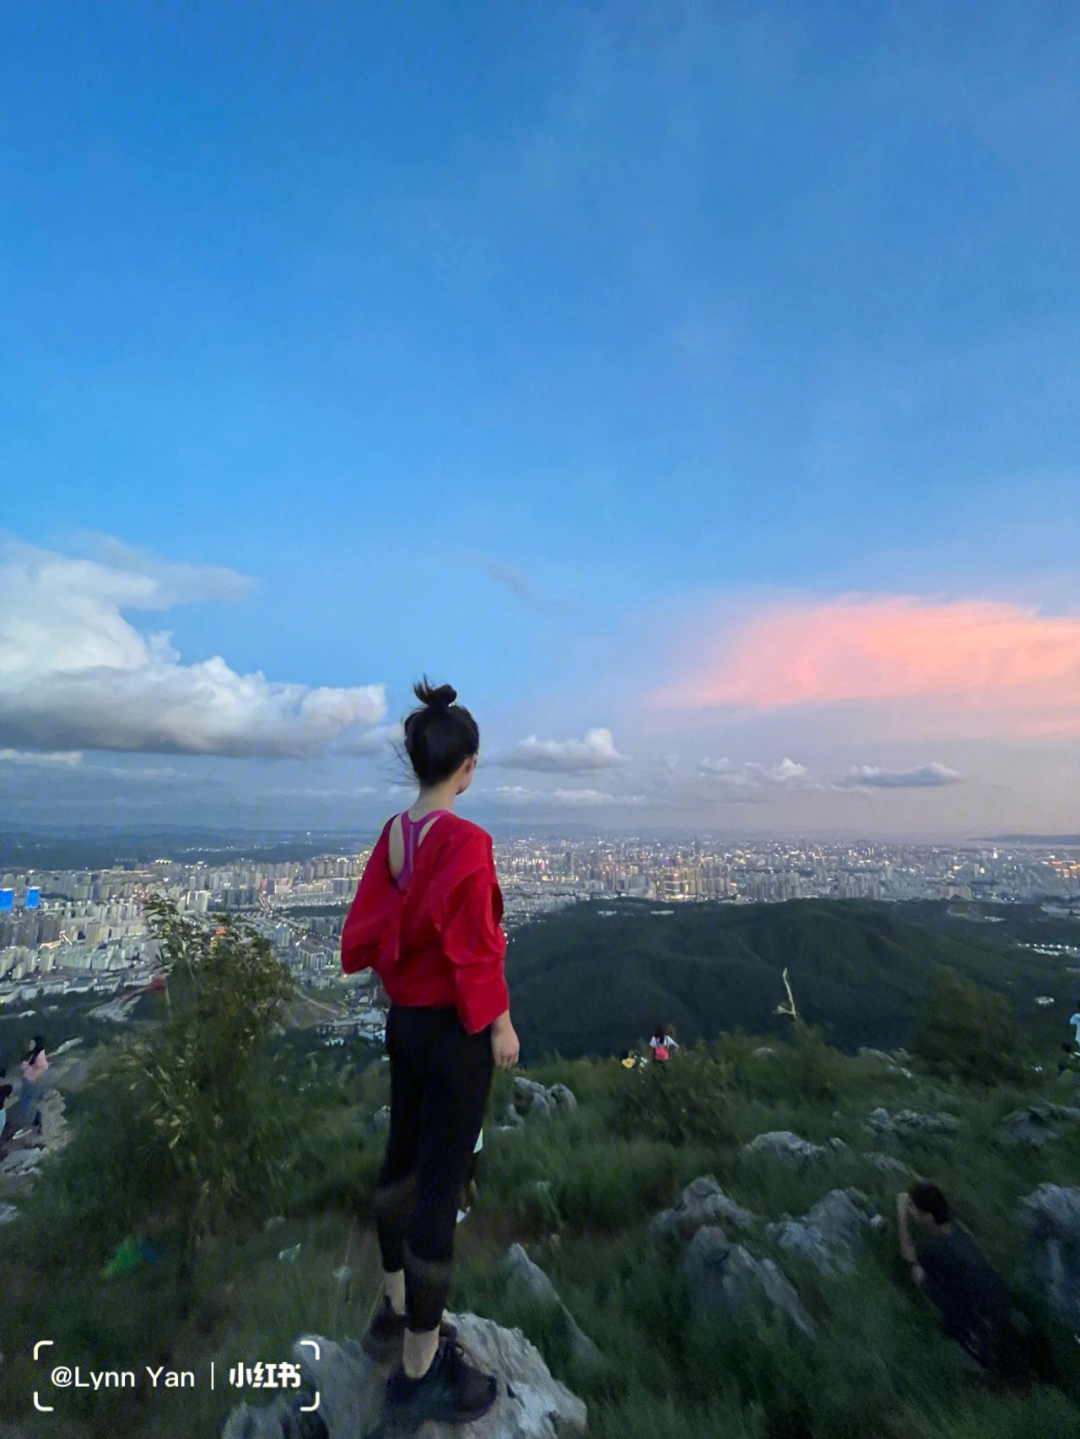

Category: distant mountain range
[506, 898, 1079, 1061]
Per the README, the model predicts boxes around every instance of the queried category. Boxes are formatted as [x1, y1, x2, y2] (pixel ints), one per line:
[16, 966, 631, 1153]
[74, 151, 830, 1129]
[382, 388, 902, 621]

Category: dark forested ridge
[506, 898, 1079, 1060]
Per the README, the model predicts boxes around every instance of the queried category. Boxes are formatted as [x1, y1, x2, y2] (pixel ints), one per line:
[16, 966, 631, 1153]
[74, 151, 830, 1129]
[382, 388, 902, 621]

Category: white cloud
[553, 787, 644, 807]
[491, 784, 644, 806]
[100, 764, 185, 782]
[765, 758, 810, 784]
[697, 756, 810, 790]
[697, 756, 737, 775]
[495, 727, 628, 772]
[843, 763, 963, 789]
[332, 722, 404, 756]
[0, 748, 83, 767]
[492, 785, 536, 802]
[0, 538, 387, 758]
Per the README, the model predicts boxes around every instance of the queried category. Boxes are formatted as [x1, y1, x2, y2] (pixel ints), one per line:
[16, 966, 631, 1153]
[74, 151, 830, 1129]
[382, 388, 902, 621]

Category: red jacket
[341, 813, 509, 1035]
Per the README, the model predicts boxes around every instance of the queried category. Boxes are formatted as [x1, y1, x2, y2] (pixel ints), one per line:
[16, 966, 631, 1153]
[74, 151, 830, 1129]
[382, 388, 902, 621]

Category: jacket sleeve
[340, 824, 400, 976]
[436, 840, 509, 1035]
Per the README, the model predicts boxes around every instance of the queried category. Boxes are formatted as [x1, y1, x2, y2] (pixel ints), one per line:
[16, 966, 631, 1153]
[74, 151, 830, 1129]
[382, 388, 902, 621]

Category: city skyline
[1, 4, 1078, 837]
[3, 836, 1077, 1012]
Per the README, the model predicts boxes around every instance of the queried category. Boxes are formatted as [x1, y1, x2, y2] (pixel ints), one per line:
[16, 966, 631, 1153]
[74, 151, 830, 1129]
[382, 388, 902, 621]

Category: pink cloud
[653, 596, 1080, 736]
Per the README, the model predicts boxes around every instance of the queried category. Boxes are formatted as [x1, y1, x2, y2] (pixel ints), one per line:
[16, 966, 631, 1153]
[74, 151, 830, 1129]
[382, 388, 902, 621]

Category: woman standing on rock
[342, 679, 518, 1427]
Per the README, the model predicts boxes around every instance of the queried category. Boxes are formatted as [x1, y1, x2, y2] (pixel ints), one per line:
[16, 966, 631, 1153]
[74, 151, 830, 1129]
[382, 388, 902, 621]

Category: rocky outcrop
[863, 1107, 960, 1143]
[859, 1152, 912, 1179]
[221, 1314, 587, 1439]
[1015, 1185, 1080, 1330]
[766, 1188, 884, 1274]
[499, 1079, 578, 1130]
[683, 1227, 816, 1339]
[998, 1102, 1080, 1147]
[0, 1091, 69, 1180]
[504, 1244, 604, 1369]
[650, 1176, 757, 1240]
[892, 1109, 960, 1136]
[0, 1147, 45, 1179]
[741, 1131, 847, 1169]
[857, 1048, 914, 1079]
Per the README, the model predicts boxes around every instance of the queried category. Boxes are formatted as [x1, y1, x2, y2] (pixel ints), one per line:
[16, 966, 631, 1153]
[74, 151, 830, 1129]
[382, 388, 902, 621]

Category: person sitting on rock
[896, 1184, 1013, 1369]
[342, 679, 518, 1427]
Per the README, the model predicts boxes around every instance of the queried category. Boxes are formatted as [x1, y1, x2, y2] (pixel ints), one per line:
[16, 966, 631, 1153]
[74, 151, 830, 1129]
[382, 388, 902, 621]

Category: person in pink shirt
[15, 1035, 48, 1134]
[21, 1035, 48, 1085]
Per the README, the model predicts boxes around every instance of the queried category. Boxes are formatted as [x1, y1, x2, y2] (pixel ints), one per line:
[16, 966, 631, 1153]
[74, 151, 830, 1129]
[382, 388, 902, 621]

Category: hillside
[506, 899, 1078, 1060]
[3, 896, 1080, 1439]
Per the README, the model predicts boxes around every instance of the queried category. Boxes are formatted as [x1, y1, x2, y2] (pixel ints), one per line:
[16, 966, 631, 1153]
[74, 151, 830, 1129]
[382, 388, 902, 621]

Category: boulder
[513, 1078, 557, 1119]
[998, 1102, 1080, 1148]
[750, 1046, 776, 1059]
[504, 1245, 604, 1369]
[502, 1078, 578, 1128]
[650, 1175, 757, 1240]
[1015, 1185, 1080, 1329]
[683, 1227, 816, 1339]
[37, 1090, 69, 1149]
[370, 1106, 390, 1133]
[547, 1083, 578, 1113]
[864, 1107, 894, 1138]
[891, 1110, 960, 1138]
[0, 1148, 44, 1179]
[223, 1393, 324, 1439]
[742, 1131, 838, 1170]
[857, 1047, 894, 1065]
[860, 1153, 913, 1179]
[222, 1315, 587, 1439]
[767, 1188, 883, 1274]
[0, 1203, 18, 1225]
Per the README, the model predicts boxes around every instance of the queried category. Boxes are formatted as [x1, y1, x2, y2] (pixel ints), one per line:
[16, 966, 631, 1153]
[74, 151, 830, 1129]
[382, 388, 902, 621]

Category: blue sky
[1, 2, 1078, 837]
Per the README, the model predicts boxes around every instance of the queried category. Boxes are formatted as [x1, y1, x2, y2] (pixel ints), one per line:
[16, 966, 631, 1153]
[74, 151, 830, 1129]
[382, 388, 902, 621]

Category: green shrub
[914, 967, 1028, 1086]
[610, 1044, 735, 1146]
[103, 897, 297, 1242]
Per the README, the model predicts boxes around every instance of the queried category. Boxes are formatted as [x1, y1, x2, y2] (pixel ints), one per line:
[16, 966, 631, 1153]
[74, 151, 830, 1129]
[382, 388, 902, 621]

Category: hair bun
[413, 678, 457, 710]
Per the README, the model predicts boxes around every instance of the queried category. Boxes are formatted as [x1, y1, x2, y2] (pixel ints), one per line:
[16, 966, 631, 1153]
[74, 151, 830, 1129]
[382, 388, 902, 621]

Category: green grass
[2, 1022, 1080, 1438]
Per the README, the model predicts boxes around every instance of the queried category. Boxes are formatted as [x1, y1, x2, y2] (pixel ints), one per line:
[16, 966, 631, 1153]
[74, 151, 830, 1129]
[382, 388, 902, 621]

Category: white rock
[1016, 1185, 1080, 1329]
[504, 1245, 604, 1370]
[767, 1188, 881, 1274]
[741, 1131, 838, 1169]
[222, 1317, 587, 1439]
[650, 1175, 757, 1240]
[683, 1227, 816, 1339]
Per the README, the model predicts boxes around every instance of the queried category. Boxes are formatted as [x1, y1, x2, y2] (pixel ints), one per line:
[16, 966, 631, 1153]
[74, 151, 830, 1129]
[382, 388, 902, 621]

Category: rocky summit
[221, 1314, 587, 1439]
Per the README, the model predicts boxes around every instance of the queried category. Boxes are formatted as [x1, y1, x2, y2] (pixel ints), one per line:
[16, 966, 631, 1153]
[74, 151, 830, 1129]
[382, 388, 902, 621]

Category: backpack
[655, 1045, 669, 1062]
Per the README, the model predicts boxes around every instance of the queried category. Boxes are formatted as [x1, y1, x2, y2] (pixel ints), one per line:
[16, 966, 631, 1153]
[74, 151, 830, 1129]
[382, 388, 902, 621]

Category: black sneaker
[361, 1298, 457, 1364]
[384, 1335, 497, 1426]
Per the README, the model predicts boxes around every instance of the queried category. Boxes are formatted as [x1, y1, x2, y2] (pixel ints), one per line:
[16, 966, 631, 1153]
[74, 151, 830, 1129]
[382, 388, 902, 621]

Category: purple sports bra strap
[395, 810, 448, 891]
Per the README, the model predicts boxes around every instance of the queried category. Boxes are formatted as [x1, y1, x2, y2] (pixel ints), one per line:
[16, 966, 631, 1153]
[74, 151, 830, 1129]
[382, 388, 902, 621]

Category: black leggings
[374, 1006, 493, 1332]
